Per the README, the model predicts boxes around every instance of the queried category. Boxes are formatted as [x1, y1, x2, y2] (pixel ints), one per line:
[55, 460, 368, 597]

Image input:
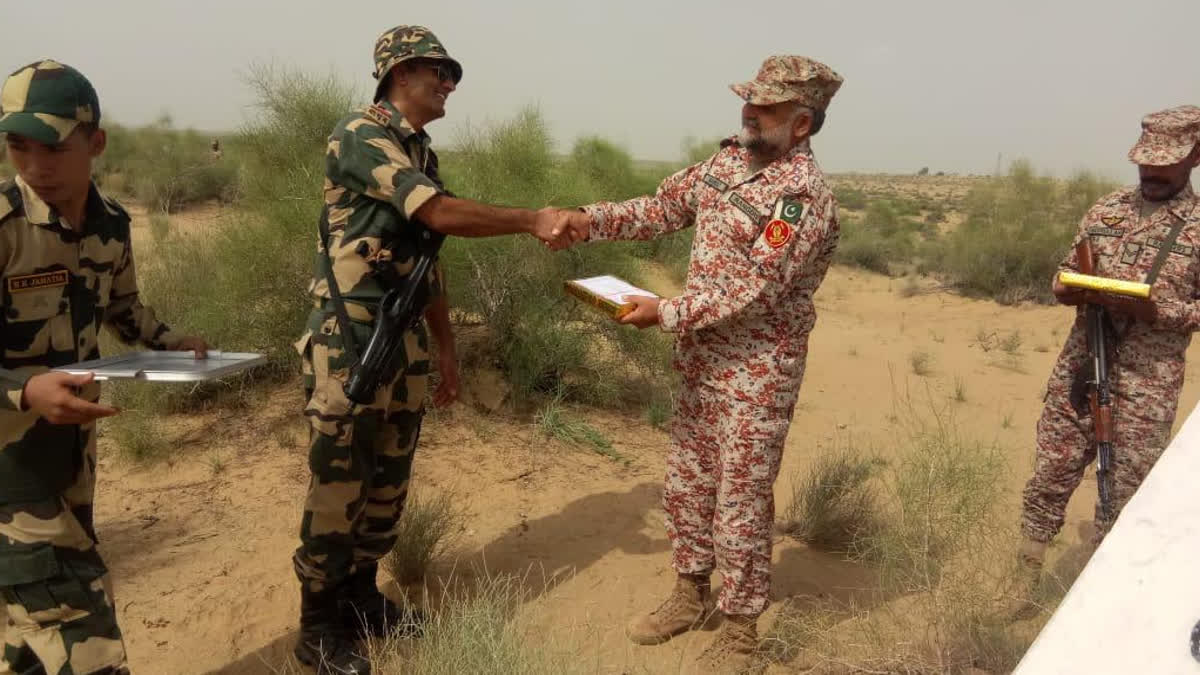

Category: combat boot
[686, 613, 760, 675]
[295, 586, 371, 675]
[626, 573, 711, 645]
[341, 563, 426, 639]
[997, 538, 1047, 622]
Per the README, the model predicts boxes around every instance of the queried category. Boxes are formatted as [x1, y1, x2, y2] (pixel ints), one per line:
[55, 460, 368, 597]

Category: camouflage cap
[372, 25, 462, 100]
[1128, 105, 1200, 166]
[730, 55, 843, 111]
[0, 60, 100, 145]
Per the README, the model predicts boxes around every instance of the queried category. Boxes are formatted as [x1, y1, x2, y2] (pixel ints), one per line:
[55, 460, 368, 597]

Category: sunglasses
[423, 62, 456, 84]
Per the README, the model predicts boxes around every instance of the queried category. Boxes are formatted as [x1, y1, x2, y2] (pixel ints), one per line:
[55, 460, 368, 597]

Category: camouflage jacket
[306, 99, 445, 319]
[583, 139, 840, 409]
[1048, 183, 1200, 423]
[0, 177, 178, 501]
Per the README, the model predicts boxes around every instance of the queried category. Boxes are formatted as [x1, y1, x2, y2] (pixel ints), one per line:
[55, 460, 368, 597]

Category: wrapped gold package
[1058, 271, 1151, 299]
[564, 275, 658, 319]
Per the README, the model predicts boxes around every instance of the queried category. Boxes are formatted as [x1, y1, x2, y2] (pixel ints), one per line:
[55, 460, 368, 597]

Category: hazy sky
[6, 1, 1199, 180]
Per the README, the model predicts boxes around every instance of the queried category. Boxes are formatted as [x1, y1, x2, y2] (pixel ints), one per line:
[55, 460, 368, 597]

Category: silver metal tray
[54, 350, 267, 382]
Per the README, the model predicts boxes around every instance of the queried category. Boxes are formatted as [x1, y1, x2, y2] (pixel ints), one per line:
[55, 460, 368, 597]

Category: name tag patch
[728, 192, 762, 224]
[1145, 238, 1194, 257]
[7, 270, 68, 294]
[1088, 227, 1123, 237]
[702, 174, 728, 192]
[365, 103, 392, 127]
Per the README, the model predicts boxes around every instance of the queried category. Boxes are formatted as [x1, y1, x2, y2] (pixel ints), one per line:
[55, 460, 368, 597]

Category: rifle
[343, 228, 447, 405]
[1075, 238, 1114, 522]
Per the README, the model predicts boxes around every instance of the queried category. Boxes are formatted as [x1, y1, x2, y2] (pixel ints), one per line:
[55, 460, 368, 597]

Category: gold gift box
[564, 280, 635, 319]
[564, 275, 659, 319]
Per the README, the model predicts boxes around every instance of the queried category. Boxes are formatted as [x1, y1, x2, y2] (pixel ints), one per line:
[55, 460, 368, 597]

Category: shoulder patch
[764, 219, 793, 249]
[773, 197, 810, 225]
[365, 103, 392, 127]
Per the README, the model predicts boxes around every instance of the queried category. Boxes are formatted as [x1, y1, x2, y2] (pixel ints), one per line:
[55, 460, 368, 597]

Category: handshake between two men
[527, 206, 663, 329]
[533, 206, 591, 251]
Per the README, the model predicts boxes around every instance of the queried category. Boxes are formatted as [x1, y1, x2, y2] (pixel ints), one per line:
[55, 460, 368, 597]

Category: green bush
[780, 447, 884, 552]
[854, 402, 1007, 592]
[438, 108, 677, 408]
[765, 397, 1028, 674]
[369, 574, 582, 674]
[95, 115, 239, 212]
[382, 492, 464, 586]
[834, 215, 911, 276]
[931, 161, 1115, 304]
[104, 66, 356, 425]
[833, 187, 868, 210]
[148, 211, 170, 245]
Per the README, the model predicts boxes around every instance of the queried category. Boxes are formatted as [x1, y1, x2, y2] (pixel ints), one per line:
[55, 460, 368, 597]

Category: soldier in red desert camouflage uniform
[566, 54, 844, 673]
[1006, 105, 1200, 620]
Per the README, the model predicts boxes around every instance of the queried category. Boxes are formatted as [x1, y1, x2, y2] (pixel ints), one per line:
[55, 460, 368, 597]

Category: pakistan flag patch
[765, 197, 809, 249]
[775, 197, 809, 225]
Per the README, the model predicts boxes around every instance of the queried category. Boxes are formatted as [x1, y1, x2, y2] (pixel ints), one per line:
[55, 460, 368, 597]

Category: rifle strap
[318, 212, 361, 363]
[1143, 218, 1188, 287]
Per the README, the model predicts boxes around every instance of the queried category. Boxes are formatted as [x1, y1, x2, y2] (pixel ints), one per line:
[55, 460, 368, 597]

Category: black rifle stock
[1075, 238, 1114, 522]
[344, 229, 446, 405]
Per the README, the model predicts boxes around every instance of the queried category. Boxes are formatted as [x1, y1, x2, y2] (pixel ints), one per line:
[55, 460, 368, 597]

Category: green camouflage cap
[0, 60, 100, 145]
[372, 25, 462, 100]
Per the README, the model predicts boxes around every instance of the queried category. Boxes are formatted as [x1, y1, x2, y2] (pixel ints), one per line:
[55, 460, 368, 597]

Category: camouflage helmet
[0, 59, 100, 145]
[372, 25, 462, 101]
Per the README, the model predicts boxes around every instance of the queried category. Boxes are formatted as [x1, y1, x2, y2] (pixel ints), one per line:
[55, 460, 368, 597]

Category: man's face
[4, 127, 104, 205]
[397, 60, 457, 121]
[1138, 144, 1200, 202]
[739, 101, 808, 158]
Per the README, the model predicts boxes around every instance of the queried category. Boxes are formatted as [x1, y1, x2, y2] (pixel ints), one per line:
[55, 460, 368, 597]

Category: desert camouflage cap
[1128, 105, 1200, 166]
[372, 25, 462, 100]
[0, 60, 100, 145]
[731, 55, 843, 110]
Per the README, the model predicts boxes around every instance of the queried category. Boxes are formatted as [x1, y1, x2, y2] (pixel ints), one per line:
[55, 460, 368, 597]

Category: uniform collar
[1168, 183, 1198, 221]
[374, 100, 430, 146]
[1128, 182, 1197, 223]
[14, 175, 53, 226]
[15, 175, 113, 231]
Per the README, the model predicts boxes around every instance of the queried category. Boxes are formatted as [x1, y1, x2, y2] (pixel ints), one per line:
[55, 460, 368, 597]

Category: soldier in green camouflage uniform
[0, 60, 208, 675]
[291, 26, 575, 674]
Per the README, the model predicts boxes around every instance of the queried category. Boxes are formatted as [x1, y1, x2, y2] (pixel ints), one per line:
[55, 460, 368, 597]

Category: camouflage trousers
[665, 382, 793, 617]
[292, 308, 429, 593]
[1021, 387, 1173, 543]
[0, 435, 127, 675]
